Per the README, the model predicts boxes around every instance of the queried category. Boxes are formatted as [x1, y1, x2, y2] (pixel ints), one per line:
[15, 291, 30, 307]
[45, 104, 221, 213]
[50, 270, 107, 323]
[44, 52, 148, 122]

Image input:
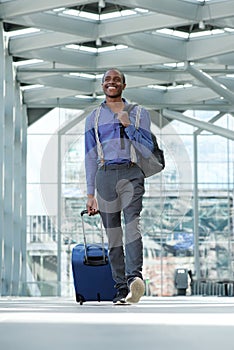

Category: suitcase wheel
[76, 293, 85, 305]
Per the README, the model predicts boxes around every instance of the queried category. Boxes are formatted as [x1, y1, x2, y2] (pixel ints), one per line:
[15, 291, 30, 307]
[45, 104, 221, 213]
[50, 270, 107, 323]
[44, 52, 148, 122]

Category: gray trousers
[96, 163, 145, 290]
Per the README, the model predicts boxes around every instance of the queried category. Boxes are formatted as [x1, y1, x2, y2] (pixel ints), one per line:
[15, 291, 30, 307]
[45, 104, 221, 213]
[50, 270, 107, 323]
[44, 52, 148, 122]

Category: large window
[27, 108, 234, 296]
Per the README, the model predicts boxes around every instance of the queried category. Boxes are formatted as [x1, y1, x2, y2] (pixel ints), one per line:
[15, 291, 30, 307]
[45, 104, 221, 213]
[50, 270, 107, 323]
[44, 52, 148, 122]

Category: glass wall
[27, 108, 234, 297]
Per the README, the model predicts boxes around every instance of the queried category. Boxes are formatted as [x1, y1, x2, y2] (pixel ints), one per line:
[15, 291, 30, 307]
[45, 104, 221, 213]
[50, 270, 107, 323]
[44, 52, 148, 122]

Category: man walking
[85, 68, 154, 304]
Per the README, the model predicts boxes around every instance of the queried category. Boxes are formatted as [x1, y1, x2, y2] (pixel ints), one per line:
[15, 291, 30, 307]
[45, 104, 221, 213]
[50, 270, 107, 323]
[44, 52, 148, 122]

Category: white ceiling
[2, 0, 234, 119]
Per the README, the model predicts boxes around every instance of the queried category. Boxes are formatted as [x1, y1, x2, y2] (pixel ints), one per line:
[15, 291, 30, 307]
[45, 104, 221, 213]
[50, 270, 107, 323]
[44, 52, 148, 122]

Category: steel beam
[7, 12, 95, 38]
[108, 0, 199, 20]
[108, 0, 234, 21]
[187, 34, 234, 61]
[109, 32, 186, 61]
[186, 63, 234, 104]
[162, 109, 234, 141]
[9, 32, 85, 54]
[0, 0, 93, 18]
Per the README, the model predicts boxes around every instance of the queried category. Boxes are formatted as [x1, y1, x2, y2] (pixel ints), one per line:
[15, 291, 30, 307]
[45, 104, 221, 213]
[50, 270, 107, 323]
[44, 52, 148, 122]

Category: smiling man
[84, 68, 154, 304]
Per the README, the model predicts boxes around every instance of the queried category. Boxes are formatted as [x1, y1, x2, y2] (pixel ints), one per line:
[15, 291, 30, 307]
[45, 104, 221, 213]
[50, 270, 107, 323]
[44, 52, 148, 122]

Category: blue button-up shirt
[85, 100, 154, 195]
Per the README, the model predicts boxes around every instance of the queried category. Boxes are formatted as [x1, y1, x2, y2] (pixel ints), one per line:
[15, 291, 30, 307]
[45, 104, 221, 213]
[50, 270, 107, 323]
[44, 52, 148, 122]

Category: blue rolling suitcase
[72, 210, 116, 304]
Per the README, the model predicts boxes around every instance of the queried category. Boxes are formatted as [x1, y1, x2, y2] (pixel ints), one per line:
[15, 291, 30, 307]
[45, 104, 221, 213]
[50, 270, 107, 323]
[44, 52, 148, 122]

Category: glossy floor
[0, 296, 234, 350]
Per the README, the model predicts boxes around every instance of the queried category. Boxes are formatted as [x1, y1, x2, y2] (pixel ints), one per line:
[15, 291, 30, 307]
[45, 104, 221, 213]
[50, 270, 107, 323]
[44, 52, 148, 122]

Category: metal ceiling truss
[1, 0, 234, 124]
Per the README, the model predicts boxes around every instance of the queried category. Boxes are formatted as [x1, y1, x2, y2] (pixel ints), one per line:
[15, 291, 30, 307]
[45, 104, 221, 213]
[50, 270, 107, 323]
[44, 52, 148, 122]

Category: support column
[2, 50, 15, 296]
[12, 82, 22, 295]
[0, 22, 4, 295]
[20, 105, 28, 296]
[193, 133, 200, 279]
[57, 131, 62, 296]
[0, 27, 27, 297]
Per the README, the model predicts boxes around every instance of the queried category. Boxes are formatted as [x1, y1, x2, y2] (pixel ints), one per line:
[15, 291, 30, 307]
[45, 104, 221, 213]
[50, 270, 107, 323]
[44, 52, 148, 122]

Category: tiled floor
[0, 296, 234, 349]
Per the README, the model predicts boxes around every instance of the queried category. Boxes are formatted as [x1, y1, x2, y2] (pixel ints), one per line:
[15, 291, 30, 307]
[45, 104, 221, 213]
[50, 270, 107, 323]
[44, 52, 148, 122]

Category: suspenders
[94, 104, 142, 164]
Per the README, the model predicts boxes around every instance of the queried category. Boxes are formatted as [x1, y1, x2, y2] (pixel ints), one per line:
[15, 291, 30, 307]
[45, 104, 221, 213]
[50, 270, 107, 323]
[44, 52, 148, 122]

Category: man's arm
[85, 112, 99, 215]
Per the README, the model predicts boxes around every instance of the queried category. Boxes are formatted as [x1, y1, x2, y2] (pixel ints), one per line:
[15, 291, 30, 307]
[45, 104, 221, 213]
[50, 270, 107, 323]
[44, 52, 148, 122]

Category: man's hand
[86, 195, 98, 216]
[117, 111, 131, 127]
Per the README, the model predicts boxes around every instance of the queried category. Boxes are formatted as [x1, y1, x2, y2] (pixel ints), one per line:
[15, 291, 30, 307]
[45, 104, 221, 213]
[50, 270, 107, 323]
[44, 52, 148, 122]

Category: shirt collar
[101, 98, 128, 108]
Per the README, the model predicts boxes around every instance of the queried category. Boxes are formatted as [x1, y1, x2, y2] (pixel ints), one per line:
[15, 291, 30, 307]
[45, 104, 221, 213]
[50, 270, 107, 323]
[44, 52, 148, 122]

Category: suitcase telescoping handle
[80, 209, 107, 266]
[81, 209, 99, 216]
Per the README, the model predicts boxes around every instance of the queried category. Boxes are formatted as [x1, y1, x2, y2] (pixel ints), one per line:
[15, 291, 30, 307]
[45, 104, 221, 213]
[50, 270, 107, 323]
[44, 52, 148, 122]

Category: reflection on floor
[0, 296, 234, 350]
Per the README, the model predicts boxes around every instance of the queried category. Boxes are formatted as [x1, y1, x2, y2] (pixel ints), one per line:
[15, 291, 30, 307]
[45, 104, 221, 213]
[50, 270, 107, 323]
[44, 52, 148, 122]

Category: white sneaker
[125, 277, 145, 304]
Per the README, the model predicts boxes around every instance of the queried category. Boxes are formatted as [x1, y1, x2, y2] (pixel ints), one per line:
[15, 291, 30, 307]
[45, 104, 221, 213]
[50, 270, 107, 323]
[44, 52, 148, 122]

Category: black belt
[99, 162, 135, 170]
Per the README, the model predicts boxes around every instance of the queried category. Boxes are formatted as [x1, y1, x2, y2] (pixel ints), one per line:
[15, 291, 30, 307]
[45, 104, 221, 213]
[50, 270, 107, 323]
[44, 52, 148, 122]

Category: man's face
[102, 70, 126, 98]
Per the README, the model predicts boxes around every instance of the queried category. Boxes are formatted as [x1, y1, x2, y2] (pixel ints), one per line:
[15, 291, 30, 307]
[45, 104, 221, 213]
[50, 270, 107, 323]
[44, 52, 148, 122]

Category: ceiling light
[98, 0, 105, 8]
[199, 21, 205, 30]
[96, 38, 102, 46]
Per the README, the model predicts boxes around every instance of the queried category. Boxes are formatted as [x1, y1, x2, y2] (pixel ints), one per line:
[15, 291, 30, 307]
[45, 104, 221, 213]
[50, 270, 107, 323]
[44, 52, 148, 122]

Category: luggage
[72, 210, 116, 304]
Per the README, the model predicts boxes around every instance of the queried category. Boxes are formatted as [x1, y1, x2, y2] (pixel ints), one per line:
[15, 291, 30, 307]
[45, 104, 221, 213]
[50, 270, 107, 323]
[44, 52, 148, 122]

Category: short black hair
[102, 68, 126, 84]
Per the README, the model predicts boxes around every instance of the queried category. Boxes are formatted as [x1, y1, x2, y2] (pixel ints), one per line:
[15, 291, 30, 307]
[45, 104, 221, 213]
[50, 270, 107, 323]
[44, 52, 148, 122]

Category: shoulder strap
[94, 106, 104, 163]
[130, 104, 142, 163]
[134, 105, 142, 129]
